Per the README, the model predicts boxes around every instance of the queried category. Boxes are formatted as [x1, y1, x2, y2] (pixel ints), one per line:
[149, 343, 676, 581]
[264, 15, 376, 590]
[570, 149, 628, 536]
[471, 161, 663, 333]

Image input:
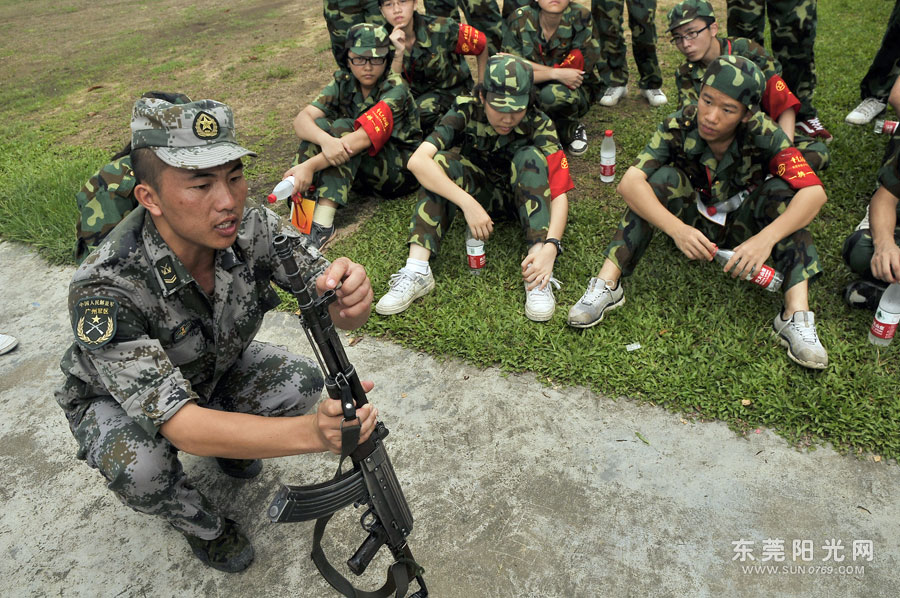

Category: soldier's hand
[318, 257, 374, 322]
[321, 134, 352, 166]
[315, 381, 378, 454]
[389, 28, 406, 54]
[871, 240, 900, 283]
[521, 243, 557, 290]
[463, 202, 494, 240]
[728, 234, 776, 280]
[283, 163, 314, 197]
[554, 68, 584, 89]
[673, 224, 716, 261]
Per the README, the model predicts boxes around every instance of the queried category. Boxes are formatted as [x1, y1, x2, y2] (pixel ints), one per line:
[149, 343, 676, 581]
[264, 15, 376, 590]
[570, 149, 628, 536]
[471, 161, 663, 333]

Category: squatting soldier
[567, 55, 830, 370]
[56, 98, 378, 572]
[375, 55, 574, 322]
[845, 0, 900, 125]
[75, 91, 191, 264]
[323, 0, 386, 63]
[725, 0, 831, 142]
[843, 76, 900, 309]
[380, 0, 489, 134]
[286, 23, 422, 248]
[425, 0, 505, 54]
[502, 0, 603, 156]
[592, 0, 667, 107]
[666, 0, 829, 173]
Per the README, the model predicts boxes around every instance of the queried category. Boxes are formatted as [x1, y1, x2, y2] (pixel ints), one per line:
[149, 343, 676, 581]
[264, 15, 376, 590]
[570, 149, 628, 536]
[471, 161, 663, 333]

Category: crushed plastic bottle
[713, 248, 783, 292]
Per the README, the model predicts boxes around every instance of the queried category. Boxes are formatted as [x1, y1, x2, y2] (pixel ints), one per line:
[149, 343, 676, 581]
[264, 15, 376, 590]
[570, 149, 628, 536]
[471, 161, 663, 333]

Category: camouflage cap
[667, 0, 715, 32]
[140, 91, 192, 105]
[700, 55, 764, 111]
[130, 98, 256, 169]
[345, 23, 390, 58]
[483, 55, 532, 113]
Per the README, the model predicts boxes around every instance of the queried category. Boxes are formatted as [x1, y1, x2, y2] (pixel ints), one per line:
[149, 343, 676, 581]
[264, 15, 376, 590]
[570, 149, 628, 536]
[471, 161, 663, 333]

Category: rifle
[268, 234, 427, 598]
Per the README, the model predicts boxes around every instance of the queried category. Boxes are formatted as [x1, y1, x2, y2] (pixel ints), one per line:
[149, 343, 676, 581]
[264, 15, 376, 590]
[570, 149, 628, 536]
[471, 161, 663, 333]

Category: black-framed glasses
[381, 0, 412, 9]
[348, 55, 388, 66]
[670, 24, 711, 45]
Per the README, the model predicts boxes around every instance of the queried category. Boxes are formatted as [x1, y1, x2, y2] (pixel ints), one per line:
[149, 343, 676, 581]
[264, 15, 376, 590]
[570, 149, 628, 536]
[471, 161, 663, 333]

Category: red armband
[455, 24, 487, 55]
[769, 147, 822, 190]
[354, 100, 394, 156]
[761, 74, 801, 121]
[554, 50, 584, 71]
[547, 149, 575, 197]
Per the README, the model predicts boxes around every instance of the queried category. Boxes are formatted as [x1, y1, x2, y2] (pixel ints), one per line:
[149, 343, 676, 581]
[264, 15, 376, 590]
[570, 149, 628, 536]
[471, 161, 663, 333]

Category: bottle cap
[707, 206, 717, 215]
[605, 130, 613, 137]
[267, 193, 277, 203]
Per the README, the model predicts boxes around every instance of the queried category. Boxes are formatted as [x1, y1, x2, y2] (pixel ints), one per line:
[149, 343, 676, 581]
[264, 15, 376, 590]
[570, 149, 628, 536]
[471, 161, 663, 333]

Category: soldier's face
[142, 160, 247, 258]
[697, 85, 749, 143]
[673, 18, 718, 63]
[481, 94, 527, 135]
[538, 0, 570, 14]
[381, 0, 415, 28]
[348, 52, 387, 90]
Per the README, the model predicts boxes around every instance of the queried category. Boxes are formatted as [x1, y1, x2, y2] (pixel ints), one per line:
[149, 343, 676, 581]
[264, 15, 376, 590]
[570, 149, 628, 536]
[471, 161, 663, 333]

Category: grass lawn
[0, 0, 897, 459]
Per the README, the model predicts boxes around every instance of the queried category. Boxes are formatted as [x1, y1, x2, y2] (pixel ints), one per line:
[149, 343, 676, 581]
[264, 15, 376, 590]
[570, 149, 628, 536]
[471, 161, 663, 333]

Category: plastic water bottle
[707, 189, 749, 216]
[873, 119, 899, 135]
[600, 130, 615, 183]
[267, 176, 295, 203]
[868, 282, 900, 346]
[713, 248, 783, 292]
[465, 227, 485, 275]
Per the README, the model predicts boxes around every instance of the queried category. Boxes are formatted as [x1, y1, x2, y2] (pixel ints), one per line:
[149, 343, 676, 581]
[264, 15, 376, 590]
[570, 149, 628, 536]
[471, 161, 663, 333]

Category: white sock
[405, 258, 430, 275]
[312, 204, 337, 227]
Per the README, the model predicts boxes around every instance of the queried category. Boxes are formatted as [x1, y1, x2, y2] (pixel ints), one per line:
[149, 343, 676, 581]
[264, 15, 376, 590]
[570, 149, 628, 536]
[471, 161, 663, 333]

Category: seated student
[843, 75, 900, 309]
[380, 0, 488, 134]
[375, 55, 573, 321]
[323, 0, 386, 63]
[567, 56, 829, 370]
[502, 0, 603, 156]
[425, 0, 505, 54]
[666, 0, 828, 173]
[286, 23, 422, 249]
[75, 91, 191, 264]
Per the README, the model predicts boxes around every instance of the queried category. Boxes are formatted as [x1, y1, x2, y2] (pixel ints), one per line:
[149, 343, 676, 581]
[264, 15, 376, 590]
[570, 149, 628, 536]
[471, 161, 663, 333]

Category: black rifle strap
[335, 418, 361, 478]
[310, 514, 413, 598]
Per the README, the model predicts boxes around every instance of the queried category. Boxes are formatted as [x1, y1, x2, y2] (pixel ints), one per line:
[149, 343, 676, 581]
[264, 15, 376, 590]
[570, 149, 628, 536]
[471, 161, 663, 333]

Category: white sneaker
[845, 97, 886, 125]
[568, 123, 588, 156]
[641, 88, 667, 107]
[855, 204, 870, 231]
[375, 267, 435, 315]
[772, 310, 828, 370]
[599, 85, 627, 107]
[0, 334, 17, 355]
[525, 277, 560, 322]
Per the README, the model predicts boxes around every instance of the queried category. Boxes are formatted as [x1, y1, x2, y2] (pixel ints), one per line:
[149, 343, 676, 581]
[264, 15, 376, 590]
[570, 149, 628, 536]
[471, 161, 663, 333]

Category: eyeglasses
[670, 24, 711, 45]
[348, 55, 388, 66]
[381, 0, 412, 9]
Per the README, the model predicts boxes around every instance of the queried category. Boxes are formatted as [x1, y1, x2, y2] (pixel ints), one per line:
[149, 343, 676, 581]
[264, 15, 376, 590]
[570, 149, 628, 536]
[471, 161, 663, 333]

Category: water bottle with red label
[868, 282, 900, 346]
[600, 130, 615, 183]
[465, 227, 485, 275]
[713, 248, 783, 292]
[873, 119, 899, 135]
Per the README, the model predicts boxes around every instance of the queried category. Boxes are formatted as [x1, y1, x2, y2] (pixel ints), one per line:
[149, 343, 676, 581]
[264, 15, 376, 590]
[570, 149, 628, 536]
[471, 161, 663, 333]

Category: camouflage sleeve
[878, 130, 900, 198]
[632, 116, 680, 177]
[674, 65, 697, 111]
[500, 11, 526, 56]
[75, 157, 139, 263]
[310, 74, 345, 120]
[424, 98, 469, 151]
[752, 114, 822, 189]
[530, 110, 566, 157]
[730, 37, 781, 79]
[374, 70, 413, 130]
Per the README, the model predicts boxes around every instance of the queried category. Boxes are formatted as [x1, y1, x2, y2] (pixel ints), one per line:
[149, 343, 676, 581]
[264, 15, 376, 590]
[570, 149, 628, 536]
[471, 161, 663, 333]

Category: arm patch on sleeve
[761, 74, 800, 121]
[73, 296, 119, 350]
[769, 147, 822, 190]
[456, 24, 487, 55]
[354, 100, 394, 156]
[547, 150, 575, 197]
[555, 50, 584, 71]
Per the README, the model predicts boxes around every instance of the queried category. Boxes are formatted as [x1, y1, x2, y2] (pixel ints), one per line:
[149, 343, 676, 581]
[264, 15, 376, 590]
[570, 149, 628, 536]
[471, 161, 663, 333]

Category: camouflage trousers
[71, 342, 323, 539]
[418, 86, 469, 135]
[604, 166, 822, 291]
[726, 0, 818, 120]
[294, 117, 419, 207]
[796, 133, 829, 174]
[324, 0, 386, 63]
[407, 147, 551, 253]
[425, 0, 505, 54]
[843, 225, 900, 281]
[859, 0, 900, 101]
[591, 0, 662, 89]
[537, 83, 594, 145]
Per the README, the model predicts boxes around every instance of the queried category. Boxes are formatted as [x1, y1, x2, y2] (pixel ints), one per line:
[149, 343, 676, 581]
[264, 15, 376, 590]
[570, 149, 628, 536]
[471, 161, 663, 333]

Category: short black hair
[130, 147, 167, 191]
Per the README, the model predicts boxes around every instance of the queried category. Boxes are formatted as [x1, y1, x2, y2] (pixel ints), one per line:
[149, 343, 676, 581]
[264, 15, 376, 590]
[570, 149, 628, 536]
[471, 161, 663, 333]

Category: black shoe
[843, 280, 886, 310]
[215, 457, 262, 479]
[183, 518, 254, 573]
[305, 222, 336, 250]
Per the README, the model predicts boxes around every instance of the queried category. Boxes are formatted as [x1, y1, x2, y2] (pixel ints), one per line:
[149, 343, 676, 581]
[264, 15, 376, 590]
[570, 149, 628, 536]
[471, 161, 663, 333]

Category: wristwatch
[544, 237, 563, 257]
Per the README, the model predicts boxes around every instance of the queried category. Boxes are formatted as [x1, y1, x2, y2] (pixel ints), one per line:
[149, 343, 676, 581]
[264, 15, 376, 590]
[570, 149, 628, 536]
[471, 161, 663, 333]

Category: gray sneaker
[567, 278, 625, 328]
[772, 310, 828, 370]
[375, 267, 435, 315]
[304, 222, 336, 250]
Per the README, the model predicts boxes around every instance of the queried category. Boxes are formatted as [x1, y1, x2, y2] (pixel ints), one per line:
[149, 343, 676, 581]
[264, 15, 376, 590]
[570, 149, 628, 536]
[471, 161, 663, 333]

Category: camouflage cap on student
[131, 98, 256, 169]
[667, 0, 716, 31]
[345, 23, 390, 57]
[701, 55, 765, 111]
[483, 55, 533, 113]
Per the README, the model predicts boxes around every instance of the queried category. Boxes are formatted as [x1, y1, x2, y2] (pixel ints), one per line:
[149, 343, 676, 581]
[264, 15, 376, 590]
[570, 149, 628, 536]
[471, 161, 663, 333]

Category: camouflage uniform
[591, 0, 662, 90]
[324, 0, 386, 63]
[673, 36, 829, 172]
[56, 203, 326, 539]
[725, 0, 819, 120]
[502, 2, 603, 144]
[843, 130, 900, 278]
[425, 0, 505, 54]
[296, 68, 423, 206]
[399, 13, 483, 133]
[75, 156, 138, 264]
[858, 0, 900, 102]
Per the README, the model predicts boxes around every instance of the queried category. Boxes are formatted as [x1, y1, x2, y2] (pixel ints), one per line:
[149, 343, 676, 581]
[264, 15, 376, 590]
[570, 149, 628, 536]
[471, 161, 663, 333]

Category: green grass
[1, 0, 898, 459]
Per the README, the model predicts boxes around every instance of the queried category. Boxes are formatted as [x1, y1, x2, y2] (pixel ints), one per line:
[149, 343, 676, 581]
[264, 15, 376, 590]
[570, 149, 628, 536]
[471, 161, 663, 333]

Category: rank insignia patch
[155, 256, 181, 292]
[74, 296, 119, 349]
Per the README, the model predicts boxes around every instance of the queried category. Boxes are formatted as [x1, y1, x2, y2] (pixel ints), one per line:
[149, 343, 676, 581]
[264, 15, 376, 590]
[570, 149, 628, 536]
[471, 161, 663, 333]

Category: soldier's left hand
[554, 68, 584, 90]
[389, 28, 406, 54]
[727, 234, 776, 279]
[318, 257, 374, 320]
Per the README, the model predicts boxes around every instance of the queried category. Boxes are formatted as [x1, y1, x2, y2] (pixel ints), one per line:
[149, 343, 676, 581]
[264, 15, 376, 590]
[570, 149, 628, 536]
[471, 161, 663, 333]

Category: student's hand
[463, 202, 494, 240]
[726, 233, 776, 279]
[521, 243, 557, 290]
[283, 163, 314, 196]
[389, 27, 406, 54]
[321, 134, 352, 166]
[672, 223, 716, 261]
[554, 68, 584, 89]
[871, 240, 900, 283]
[317, 257, 374, 321]
[315, 381, 378, 454]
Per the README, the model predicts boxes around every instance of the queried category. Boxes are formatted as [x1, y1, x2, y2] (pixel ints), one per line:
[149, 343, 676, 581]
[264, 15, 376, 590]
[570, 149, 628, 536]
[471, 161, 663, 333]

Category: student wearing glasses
[285, 23, 422, 248]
